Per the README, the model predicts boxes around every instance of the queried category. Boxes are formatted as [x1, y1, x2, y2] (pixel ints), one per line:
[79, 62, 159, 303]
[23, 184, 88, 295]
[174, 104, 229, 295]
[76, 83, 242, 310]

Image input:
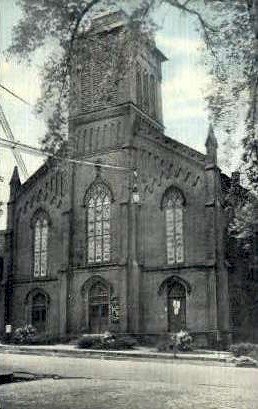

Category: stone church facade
[1, 11, 231, 347]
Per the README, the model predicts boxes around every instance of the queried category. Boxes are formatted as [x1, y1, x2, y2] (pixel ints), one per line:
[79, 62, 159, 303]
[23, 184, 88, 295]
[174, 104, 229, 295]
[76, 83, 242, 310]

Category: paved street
[0, 353, 257, 408]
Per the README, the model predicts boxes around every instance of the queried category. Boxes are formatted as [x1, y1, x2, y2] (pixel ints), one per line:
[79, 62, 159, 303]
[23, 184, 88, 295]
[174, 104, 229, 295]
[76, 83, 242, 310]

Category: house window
[87, 184, 111, 263]
[34, 218, 48, 277]
[163, 188, 184, 264]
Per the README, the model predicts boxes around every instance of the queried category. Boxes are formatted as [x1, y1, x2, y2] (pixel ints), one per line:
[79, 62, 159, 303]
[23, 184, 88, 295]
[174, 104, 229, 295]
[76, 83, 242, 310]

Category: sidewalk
[0, 343, 233, 364]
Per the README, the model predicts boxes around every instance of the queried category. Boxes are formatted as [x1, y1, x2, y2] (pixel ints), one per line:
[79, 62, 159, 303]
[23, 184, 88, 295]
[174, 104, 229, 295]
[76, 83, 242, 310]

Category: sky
[0, 0, 226, 229]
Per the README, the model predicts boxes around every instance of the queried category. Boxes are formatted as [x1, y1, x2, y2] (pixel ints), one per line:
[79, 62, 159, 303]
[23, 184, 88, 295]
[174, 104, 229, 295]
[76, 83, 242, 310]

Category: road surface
[0, 352, 257, 408]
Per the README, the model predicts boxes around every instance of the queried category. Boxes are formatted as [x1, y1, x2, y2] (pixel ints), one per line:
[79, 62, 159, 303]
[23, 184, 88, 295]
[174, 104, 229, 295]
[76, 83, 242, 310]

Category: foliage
[6, 0, 156, 154]
[12, 324, 37, 345]
[77, 332, 137, 350]
[6, 0, 258, 188]
[230, 342, 256, 357]
[227, 198, 255, 251]
[164, 1, 257, 187]
[28, 333, 60, 345]
[230, 342, 258, 365]
[157, 331, 193, 353]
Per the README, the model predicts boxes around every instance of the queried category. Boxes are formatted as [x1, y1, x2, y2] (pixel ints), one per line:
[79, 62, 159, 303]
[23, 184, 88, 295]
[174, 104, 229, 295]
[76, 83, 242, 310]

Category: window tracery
[86, 184, 111, 263]
[34, 217, 48, 277]
[163, 188, 184, 264]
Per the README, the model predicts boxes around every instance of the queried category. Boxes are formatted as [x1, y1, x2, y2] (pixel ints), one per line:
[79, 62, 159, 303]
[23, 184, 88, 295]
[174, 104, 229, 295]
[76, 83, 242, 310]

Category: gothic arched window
[86, 184, 111, 263]
[34, 216, 48, 277]
[163, 188, 185, 264]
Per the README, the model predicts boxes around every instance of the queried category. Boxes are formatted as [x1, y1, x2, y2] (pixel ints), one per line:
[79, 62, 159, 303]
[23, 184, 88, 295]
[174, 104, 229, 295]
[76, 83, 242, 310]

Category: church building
[1, 11, 231, 347]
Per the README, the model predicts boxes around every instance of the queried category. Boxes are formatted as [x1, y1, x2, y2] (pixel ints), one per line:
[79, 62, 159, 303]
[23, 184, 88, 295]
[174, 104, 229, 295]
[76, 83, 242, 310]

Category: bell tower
[69, 10, 167, 158]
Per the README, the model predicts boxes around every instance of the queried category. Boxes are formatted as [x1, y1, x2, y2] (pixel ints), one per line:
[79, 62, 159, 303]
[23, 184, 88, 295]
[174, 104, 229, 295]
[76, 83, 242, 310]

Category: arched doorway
[167, 282, 186, 332]
[89, 282, 109, 333]
[31, 293, 47, 333]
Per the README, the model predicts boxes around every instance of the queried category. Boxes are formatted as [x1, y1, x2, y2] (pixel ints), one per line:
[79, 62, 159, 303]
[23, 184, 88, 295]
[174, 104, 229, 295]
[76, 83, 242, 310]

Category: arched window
[163, 188, 184, 264]
[34, 217, 48, 277]
[86, 184, 111, 263]
[31, 293, 47, 332]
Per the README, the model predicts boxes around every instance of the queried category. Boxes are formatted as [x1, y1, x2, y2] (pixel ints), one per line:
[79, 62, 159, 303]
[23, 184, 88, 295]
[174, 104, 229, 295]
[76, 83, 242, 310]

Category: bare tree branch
[163, 0, 217, 32]
[162, 0, 227, 77]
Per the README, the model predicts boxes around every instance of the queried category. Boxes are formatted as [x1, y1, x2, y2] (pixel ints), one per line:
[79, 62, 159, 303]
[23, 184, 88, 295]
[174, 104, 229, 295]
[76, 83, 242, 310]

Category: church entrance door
[31, 293, 47, 333]
[167, 282, 186, 332]
[89, 282, 109, 333]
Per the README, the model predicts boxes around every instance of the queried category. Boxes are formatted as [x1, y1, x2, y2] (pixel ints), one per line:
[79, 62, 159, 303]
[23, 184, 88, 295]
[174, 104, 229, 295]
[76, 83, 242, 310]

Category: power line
[0, 84, 131, 172]
[0, 104, 29, 178]
[0, 83, 131, 172]
[0, 137, 131, 172]
[0, 83, 31, 106]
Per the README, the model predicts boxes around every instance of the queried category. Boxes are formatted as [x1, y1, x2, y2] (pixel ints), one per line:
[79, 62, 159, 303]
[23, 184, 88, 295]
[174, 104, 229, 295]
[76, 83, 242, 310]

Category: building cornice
[142, 261, 215, 273]
[69, 102, 164, 132]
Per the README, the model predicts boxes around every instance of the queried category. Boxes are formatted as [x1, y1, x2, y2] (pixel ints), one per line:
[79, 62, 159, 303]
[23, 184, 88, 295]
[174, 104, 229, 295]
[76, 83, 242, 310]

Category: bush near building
[157, 331, 193, 353]
[77, 332, 138, 350]
[230, 342, 258, 360]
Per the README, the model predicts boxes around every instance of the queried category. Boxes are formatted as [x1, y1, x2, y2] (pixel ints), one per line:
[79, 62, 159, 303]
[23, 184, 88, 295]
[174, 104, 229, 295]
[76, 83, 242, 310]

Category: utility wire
[0, 137, 131, 172]
[0, 84, 131, 172]
[0, 83, 31, 106]
[0, 104, 29, 178]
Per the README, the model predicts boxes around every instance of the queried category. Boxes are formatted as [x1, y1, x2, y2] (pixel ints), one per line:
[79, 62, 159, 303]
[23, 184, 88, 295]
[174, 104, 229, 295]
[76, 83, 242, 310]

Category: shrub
[176, 330, 193, 352]
[230, 343, 258, 359]
[107, 335, 137, 350]
[12, 325, 37, 345]
[29, 333, 59, 345]
[77, 335, 97, 349]
[156, 331, 193, 353]
[77, 333, 137, 350]
[156, 334, 173, 352]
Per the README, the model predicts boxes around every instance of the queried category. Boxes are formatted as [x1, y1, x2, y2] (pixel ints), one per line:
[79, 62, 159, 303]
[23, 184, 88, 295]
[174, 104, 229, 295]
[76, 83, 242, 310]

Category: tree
[5, 0, 258, 190]
[6, 0, 157, 155]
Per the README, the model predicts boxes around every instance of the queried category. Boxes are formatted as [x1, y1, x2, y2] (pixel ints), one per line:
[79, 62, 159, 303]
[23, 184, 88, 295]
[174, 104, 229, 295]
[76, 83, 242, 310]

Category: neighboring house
[1, 10, 248, 347]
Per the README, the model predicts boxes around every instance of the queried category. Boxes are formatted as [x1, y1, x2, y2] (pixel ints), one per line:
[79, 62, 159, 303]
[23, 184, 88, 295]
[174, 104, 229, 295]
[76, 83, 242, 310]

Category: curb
[0, 345, 231, 364]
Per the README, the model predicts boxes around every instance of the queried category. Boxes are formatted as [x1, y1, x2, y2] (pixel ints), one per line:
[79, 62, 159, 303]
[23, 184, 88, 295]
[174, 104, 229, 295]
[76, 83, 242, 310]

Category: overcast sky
[0, 1, 218, 229]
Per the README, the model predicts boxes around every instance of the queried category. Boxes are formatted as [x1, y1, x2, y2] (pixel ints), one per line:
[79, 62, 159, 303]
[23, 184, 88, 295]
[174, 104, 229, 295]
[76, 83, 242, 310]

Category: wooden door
[168, 283, 186, 332]
[89, 282, 109, 334]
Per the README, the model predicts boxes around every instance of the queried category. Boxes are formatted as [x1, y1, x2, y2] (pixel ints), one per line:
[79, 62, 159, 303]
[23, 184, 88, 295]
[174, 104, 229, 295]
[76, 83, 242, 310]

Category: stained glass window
[86, 185, 111, 263]
[34, 217, 48, 277]
[164, 189, 184, 264]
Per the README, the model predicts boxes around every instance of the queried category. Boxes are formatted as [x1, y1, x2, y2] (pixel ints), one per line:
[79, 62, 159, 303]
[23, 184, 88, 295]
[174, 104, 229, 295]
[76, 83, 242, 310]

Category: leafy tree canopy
[6, 0, 258, 191]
